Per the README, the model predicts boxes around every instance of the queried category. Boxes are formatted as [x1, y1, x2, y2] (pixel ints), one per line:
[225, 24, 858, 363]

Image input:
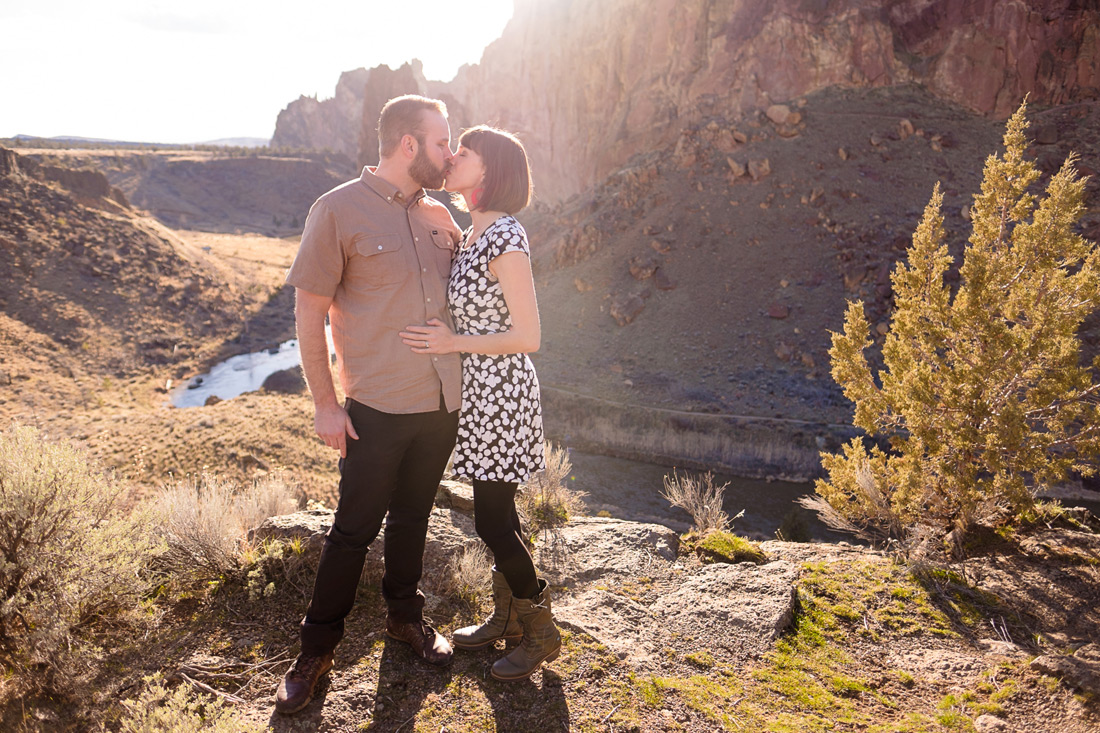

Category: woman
[399, 125, 559, 681]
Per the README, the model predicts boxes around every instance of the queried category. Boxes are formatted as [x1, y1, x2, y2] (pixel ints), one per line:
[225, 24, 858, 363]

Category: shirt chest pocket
[352, 233, 406, 287]
[429, 230, 455, 278]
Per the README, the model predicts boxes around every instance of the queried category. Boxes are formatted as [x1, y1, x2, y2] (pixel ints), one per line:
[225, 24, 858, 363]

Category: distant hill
[8, 134, 271, 149]
[196, 137, 270, 148]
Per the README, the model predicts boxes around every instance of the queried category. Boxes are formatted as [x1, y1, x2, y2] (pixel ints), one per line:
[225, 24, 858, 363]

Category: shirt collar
[360, 166, 426, 208]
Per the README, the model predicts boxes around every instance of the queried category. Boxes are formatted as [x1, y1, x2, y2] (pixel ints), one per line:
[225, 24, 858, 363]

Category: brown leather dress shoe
[275, 652, 334, 714]
[386, 617, 453, 666]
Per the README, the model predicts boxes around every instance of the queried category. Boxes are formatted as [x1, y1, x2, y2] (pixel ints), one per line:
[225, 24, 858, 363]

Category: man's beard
[409, 145, 447, 190]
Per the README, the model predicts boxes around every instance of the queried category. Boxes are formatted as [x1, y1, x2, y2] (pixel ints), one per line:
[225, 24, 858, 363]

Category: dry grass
[446, 542, 491, 609]
[518, 441, 587, 536]
[153, 471, 299, 577]
[518, 442, 588, 575]
[661, 469, 730, 534]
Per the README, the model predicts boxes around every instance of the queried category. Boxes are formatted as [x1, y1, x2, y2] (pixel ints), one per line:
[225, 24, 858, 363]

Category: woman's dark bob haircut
[458, 125, 532, 215]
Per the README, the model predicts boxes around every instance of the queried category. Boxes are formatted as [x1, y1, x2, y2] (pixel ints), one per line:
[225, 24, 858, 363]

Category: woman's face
[443, 144, 485, 195]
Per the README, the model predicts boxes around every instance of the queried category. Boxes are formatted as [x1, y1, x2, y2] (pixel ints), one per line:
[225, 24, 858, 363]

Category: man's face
[408, 111, 453, 190]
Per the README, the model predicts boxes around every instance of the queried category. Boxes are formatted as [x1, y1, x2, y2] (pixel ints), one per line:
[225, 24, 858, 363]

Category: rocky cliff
[270, 67, 373, 159]
[441, 0, 1100, 202]
[272, 0, 1099, 203]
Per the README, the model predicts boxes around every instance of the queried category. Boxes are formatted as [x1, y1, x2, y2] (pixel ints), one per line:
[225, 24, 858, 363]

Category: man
[275, 95, 463, 715]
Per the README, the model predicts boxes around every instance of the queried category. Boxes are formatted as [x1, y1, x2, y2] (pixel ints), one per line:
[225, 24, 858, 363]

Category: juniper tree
[814, 103, 1100, 552]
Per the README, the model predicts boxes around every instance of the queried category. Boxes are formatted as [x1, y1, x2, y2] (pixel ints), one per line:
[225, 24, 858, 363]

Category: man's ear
[400, 133, 417, 160]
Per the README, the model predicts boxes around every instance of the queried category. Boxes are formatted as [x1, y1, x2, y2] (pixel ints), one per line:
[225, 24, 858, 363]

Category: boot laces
[290, 655, 324, 680]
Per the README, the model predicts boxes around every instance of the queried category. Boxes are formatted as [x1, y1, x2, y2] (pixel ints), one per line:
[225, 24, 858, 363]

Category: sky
[0, 0, 514, 144]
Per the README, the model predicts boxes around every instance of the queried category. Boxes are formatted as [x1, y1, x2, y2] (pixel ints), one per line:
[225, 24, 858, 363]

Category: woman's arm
[400, 251, 541, 355]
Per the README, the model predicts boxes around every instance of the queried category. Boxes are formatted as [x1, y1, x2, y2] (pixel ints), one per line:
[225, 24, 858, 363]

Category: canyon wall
[273, 0, 1100, 202]
[270, 67, 373, 160]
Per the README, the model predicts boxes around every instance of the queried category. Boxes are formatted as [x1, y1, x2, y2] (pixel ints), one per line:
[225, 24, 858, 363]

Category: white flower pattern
[448, 216, 546, 482]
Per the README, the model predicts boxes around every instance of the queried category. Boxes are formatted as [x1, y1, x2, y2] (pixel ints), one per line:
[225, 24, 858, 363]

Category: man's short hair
[458, 126, 532, 215]
[377, 95, 448, 158]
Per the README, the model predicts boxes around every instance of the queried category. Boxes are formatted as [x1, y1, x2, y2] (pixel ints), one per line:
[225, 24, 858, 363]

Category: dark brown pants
[300, 397, 458, 657]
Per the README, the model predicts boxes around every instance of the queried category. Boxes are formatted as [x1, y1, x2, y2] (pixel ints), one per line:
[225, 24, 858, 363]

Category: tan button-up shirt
[286, 167, 463, 414]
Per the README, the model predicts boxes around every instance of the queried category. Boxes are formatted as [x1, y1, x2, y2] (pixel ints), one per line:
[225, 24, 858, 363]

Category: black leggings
[473, 479, 540, 599]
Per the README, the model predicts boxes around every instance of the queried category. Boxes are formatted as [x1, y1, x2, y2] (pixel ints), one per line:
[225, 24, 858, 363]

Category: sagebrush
[0, 423, 160, 685]
[446, 542, 491, 609]
[118, 674, 267, 732]
[154, 470, 298, 577]
[816, 102, 1100, 555]
[661, 469, 731, 534]
[518, 441, 586, 536]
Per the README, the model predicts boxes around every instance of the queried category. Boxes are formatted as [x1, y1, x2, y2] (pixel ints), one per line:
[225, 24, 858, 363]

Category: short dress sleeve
[483, 217, 530, 263]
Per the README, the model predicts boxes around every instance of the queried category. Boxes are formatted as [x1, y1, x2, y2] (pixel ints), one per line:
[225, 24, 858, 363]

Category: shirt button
[422, 267, 427, 272]
[377, 245, 383, 250]
[433, 357, 438, 361]
[426, 298, 431, 302]
[414, 237, 419, 242]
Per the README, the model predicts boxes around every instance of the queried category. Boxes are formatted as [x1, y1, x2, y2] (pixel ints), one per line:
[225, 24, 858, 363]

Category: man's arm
[296, 288, 358, 457]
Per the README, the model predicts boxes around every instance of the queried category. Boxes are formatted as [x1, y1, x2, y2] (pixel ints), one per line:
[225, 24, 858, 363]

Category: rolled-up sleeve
[286, 198, 344, 297]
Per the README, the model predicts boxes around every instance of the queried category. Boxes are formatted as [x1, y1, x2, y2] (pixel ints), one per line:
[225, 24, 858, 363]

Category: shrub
[661, 469, 730, 534]
[118, 674, 267, 732]
[816, 102, 1100, 555]
[239, 537, 309, 602]
[0, 423, 159, 684]
[446, 542, 491, 609]
[518, 442, 587, 536]
[154, 471, 298, 578]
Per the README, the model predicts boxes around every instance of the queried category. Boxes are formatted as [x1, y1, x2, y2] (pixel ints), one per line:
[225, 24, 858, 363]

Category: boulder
[557, 558, 799, 665]
[628, 255, 659, 280]
[436, 479, 475, 513]
[1030, 644, 1100, 695]
[248, 508, 335, 553]
[535, 516, 678, 585]
[766, 104, 792, 125]
[973, 714, 1012, 732]
[609, 292, 646, 326]
[262, 368, 306, 394]
[247, 506, 477, 595]
[651, 561, 798, 653]
[748, 158, 771, 181]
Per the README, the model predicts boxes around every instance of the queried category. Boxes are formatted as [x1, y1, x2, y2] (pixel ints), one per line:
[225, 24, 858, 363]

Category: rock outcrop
[355, 62, 427, 169]
[436, 0, 1099, 202]
[247, 505, 799, 667]
[271, 67, 374, 160]
[271, 63, 428, 169]
[275, 0, 1099, 204]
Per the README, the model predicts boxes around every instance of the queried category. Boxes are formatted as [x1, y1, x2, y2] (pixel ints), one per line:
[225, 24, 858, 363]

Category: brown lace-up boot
[386, 616, 453, 666]
[275, 652, 334, 714]
[490, 579, 561, 681]
[453, 567, 523, 650]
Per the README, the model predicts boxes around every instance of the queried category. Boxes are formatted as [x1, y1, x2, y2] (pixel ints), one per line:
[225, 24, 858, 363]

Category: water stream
[170, 326, 333, 408]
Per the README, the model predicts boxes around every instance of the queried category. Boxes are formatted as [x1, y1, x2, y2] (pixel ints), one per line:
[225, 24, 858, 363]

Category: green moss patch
[682, 529, 768, 564]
